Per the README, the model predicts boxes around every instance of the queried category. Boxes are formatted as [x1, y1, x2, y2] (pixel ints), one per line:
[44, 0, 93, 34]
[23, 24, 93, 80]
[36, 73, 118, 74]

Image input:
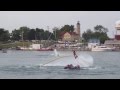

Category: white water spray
[54, 49, 59, 57]
[76, 53, 94, 67]
[44, 49, 94, 68]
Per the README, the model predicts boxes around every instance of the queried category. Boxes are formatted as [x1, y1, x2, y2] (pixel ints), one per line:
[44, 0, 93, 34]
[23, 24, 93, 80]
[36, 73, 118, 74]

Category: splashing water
[77, 53, 94, 67]
[54, 49, 59, 57]
[44, 50, 94, 68]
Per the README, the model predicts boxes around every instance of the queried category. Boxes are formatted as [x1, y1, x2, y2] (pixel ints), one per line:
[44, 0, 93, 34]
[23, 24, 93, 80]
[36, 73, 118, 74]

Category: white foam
[43, 50, 94, 68]
[54, 49, 59, 57]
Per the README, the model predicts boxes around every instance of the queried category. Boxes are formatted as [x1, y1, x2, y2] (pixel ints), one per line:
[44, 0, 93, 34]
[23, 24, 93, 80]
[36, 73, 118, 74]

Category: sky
[0, 11, 120, 38]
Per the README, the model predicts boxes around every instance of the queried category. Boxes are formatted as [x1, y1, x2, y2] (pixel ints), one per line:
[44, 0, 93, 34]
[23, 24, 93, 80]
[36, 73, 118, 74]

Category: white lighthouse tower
[115, 20, 120, 40]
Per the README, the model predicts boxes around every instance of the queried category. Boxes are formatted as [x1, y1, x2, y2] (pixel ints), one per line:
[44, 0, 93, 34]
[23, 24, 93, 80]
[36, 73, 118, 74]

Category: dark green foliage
[60, 25, 74, 32]
[11, 26, 54, 41]
[0, 24, 110, 44]
[82, 25, 109, 44]
[52, 25, 74, 40]
[0, 28, 10, 42]
[11, 29, 21, 41]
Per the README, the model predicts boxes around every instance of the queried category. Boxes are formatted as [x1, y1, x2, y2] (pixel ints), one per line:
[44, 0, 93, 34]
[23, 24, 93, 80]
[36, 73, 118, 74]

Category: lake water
[0, 50, 120, 79]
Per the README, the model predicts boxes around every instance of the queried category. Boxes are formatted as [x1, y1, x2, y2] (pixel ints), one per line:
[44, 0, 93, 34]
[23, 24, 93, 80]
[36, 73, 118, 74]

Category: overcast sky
[0, 11, 120, 38]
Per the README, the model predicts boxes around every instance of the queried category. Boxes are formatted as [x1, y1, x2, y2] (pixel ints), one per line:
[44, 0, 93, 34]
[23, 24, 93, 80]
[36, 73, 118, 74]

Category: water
[0, 50, 120, 79]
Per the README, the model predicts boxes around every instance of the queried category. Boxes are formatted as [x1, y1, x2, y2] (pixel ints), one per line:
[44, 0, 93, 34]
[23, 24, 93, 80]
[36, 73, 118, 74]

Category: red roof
[60, 32, 66, 36]
[60, 32, 79, 36]
[69, 32, 79, 35]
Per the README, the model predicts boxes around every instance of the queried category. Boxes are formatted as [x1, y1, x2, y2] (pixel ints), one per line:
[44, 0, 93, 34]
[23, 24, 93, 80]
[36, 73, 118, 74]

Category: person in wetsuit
[73, 50, 78, 59]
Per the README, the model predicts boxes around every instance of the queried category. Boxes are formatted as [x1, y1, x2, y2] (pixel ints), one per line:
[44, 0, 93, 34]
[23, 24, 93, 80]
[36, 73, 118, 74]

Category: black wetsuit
[73, 50, 78, 59]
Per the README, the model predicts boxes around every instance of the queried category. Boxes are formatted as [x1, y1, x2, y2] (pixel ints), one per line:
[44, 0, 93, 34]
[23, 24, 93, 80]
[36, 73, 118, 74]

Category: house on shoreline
[60, 21, 81, 42]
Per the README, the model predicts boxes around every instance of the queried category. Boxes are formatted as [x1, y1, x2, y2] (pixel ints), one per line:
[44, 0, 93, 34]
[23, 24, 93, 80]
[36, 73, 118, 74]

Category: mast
[21, 30, 24, 48]
[53, 27, 57, 48]
[55, 28, 56, 41]
[44, 26, 50, 48]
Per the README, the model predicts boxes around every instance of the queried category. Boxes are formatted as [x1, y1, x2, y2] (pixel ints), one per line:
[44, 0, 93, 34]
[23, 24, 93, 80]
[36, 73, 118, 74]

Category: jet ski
[64, 64, 80, 70]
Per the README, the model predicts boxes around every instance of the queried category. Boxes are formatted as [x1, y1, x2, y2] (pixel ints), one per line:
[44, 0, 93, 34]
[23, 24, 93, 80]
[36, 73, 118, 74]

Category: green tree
[11, 26, 30, 41]
[94, 25, 108, 33]
[28, 29, 36, 40]
[35, 28, 44, 40]
[94, 25, 109, 44]
[99, 32, 109, 44]
[53, 27, 60, 40]
[19, 26, 30, 40]
[52, 25, 74, 40]
[60, 25, 74, 32]
[11, 29, 21, 41]
[82, 25, 109, 44]
[82, 29, 93, 42]
[0, 28, 10, 42]
[44, 30, 51, 40]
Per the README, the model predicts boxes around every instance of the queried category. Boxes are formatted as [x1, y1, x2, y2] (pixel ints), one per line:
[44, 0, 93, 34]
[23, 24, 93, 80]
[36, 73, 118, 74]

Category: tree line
[11, 27, 55, 41]
[0, 25, 109, 44]
[0, 25, 74, 42]
[82, 25, 109, 44]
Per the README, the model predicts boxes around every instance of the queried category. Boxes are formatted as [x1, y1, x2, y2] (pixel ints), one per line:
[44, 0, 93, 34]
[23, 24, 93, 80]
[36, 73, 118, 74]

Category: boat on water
[19, 47, 53, 51]
[37, 48, 53, 51]
[91, 45, 115, 51]
[18, 43, 53, 51]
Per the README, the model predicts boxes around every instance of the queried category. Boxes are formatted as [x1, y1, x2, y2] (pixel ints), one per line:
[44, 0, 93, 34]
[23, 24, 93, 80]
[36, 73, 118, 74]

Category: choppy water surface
[0, 50, 120, 79]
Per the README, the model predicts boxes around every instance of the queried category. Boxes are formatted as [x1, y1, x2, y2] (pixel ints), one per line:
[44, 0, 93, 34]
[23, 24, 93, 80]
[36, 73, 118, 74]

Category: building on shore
[104, 20, 120, 50]
[104, 40, 120, 49]
[60, 32, 80, 42]
[115, 20, 120, 40]
[60, 21, 81, 42]
[88, 38, 100, 49]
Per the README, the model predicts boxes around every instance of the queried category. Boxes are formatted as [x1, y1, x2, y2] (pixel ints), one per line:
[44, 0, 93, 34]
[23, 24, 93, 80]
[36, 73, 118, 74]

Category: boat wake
[41, 49, 94, 68]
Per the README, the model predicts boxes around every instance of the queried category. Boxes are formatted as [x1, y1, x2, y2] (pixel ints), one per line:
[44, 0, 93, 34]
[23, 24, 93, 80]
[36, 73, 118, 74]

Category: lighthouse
[76, 21, 81, 38]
